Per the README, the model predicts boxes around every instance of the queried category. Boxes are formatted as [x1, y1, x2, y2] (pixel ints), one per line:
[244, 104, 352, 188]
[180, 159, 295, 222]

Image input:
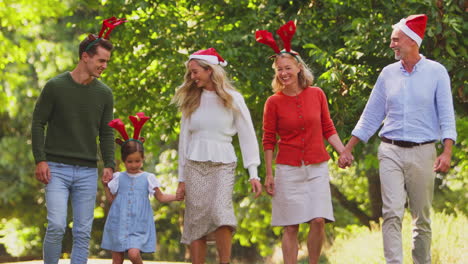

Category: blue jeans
[44, 162, 98, 264]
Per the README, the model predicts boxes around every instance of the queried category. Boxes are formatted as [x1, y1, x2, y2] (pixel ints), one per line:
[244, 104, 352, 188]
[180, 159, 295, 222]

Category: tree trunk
[366, 168, 383, 222]
[330, 183, 372, 227]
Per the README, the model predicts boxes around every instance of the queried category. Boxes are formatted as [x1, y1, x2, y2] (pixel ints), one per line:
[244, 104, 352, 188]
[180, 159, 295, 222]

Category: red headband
[109, 112, 150, 145]
[256, 21, 297, 55]
[84, 17, 127, 52]
[98, 17, 127, 39]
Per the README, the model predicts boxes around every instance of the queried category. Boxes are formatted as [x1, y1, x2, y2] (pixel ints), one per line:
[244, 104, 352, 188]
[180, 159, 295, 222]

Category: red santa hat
[392, 14, 427, 47]
[189, 48, 228, 67]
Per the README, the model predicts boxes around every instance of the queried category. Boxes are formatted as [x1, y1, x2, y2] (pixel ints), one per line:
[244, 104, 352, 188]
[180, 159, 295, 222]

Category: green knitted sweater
[32, 72, 115, 169]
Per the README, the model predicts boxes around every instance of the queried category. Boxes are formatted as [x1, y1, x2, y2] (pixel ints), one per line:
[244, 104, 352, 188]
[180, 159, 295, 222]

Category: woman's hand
[250, 179, 262, 198]
[264, 174, 275, 196]
[176, 182, 186, 200]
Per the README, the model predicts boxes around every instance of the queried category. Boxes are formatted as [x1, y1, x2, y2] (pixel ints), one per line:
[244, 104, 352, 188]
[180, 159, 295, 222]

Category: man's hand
[434, 139, 454, 173]
[250, 179, 262, 198]
[102, 168, 113, 184]
[434, 152, 451, 173]
[35, 161, 50, 184]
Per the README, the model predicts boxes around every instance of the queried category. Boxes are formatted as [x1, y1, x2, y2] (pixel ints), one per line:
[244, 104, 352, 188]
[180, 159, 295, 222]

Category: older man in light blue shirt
[340, 14, 456, 264]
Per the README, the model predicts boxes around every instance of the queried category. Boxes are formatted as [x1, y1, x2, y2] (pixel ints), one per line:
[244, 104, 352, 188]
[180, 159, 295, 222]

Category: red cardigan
[262, 86, 337, 166]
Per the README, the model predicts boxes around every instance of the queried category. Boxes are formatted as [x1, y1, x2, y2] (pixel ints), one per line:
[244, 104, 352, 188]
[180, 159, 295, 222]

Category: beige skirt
[272, 161, 334, 226]
[181, 160, 237, 244]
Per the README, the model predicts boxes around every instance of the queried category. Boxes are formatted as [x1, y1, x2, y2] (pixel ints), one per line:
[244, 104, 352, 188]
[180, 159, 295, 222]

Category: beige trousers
[378, 142, 436, 264]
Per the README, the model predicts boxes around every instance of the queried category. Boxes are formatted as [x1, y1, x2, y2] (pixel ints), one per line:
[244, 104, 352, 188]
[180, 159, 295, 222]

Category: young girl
[102, 113, 179, 264]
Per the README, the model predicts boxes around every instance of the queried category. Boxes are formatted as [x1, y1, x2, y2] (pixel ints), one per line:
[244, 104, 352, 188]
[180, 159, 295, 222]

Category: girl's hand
[101, 176, 108, 186]
[264, 174, 275, 196]
[250, 179, 262, 198]
[176, 182, 186, 200]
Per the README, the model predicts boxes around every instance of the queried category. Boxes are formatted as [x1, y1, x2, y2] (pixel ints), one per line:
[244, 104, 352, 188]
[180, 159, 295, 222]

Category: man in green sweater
[31, 34, 115, 264]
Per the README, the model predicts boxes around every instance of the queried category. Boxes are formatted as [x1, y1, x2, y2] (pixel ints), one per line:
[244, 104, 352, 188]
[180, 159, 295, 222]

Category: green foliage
[433, 116, 468, 213]
[0, 218, 42, 257]
[0, 0, 466, 261]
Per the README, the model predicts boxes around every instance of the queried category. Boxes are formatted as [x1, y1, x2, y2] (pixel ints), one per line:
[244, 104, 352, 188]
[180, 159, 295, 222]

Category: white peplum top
[177, 89, 260, 182]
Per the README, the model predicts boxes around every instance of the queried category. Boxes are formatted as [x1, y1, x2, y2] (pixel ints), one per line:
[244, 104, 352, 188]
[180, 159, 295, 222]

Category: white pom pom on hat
[189, 48, 228, 67]
[392, 14, 428, 47]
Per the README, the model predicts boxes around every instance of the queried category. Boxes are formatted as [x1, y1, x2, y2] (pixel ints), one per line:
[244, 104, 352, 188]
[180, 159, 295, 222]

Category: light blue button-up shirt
[352, 55, 457, 143]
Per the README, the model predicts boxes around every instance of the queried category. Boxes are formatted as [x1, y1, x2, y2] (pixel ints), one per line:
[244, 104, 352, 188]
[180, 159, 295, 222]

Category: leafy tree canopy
[0, 0, 466, 261]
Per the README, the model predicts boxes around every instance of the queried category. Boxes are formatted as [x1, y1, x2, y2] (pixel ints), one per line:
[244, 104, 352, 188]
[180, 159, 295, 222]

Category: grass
[322, 210, 467, 264]
[2, 211, 465, 264]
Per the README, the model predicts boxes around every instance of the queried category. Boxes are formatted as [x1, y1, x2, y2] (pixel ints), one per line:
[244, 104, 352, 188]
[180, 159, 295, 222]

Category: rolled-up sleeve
[352, 74, 387, 143]
[435, 68, 457, 142]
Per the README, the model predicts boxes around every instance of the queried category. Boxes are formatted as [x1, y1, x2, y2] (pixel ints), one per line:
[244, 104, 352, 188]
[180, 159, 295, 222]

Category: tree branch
[330, 183, 372, 227]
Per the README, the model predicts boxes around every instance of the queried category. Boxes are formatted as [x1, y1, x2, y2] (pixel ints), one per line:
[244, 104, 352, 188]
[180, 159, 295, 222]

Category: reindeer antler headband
[255, 20, 298, 58]
[108, 112, 150, 146]
[84, 17, 127, 52]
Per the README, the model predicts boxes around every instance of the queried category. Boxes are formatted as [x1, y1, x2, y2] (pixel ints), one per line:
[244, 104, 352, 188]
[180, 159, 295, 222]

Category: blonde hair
[271, 52, 314, 93]
[172, 59, 237, 118]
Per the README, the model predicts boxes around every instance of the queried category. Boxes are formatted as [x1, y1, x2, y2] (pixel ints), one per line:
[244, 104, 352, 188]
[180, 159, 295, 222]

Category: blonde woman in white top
[172, 48, 262, 264]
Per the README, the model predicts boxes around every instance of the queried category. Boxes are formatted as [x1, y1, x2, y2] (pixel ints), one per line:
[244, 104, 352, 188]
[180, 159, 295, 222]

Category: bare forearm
[442, 138, 453, 155]
[158, 194, 177, 203]
[264, 149, 274, 176]
[344, 136, 361, 152]
[327, 134, 346, 154]
[155, 188, 178, 202]
[104, 186, 115, 203]
[433, 138, 454, 173]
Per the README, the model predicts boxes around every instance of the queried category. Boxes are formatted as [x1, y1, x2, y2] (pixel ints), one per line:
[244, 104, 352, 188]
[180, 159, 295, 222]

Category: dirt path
[2, 260, 188, 264]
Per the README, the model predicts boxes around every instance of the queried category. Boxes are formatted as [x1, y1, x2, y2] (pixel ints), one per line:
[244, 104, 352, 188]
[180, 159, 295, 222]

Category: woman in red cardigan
[262, 50, 353, 263]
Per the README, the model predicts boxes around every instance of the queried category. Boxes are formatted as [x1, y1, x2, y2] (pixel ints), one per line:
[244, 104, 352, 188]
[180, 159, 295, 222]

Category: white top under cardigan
[177, 89, 261, 182]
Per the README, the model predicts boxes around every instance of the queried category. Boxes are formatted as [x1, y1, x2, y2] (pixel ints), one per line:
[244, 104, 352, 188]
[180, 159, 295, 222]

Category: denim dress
[101, 172, 156, 252]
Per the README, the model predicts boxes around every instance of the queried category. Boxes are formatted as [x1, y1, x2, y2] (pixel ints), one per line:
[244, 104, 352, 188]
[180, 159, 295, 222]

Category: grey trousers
[378, 142, 436, 264]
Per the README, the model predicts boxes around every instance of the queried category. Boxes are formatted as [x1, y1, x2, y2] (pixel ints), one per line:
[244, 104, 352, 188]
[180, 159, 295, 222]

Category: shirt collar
[399, 54, 426, 74]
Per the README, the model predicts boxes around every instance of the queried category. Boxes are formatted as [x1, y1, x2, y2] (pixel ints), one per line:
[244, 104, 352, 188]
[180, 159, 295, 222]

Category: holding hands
[102, 168, 114, 184]
[338, 148, 354, 168]
[176, 182, 185, 201]
[338, 136, 360, 169]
